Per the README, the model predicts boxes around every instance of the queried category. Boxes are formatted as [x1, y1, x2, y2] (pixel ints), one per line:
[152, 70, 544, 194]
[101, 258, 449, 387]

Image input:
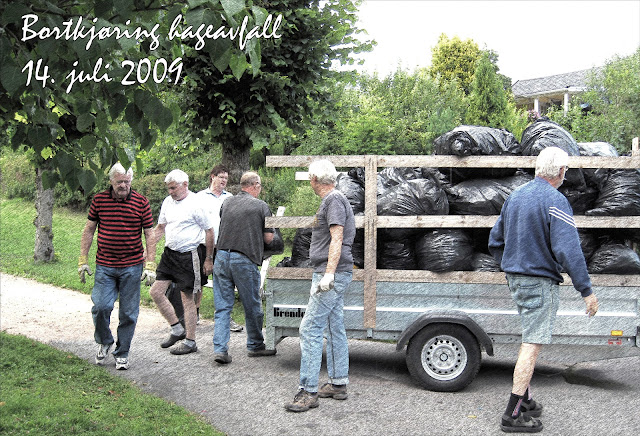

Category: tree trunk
[34, 167, 55, 262]
[221, 142, 251, 194]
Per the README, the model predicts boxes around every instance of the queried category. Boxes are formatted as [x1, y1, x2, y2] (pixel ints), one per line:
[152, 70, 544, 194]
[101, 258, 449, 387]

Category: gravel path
[2, 273, 639, 436]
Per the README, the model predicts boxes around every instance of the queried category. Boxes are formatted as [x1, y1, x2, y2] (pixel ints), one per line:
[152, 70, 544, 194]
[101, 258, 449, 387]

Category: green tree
[0, 0, 261, 261]
[546, 48, 640, 152]
[294, 68, 466, 156]
[466, 53, 510, 127]
[428, 33, 511, 96]
[181, 0, 374, 180]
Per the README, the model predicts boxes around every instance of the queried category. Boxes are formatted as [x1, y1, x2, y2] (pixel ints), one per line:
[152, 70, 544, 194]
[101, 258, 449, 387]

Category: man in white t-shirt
[196, 165, 244, 330]
[149, 169, 214, 355]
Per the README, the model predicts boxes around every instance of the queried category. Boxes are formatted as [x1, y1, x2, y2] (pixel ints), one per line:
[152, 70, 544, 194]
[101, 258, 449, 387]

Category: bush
[133, 168, 210, 220]
[0, 149, 35, 200]
[280, 184, 320, 244]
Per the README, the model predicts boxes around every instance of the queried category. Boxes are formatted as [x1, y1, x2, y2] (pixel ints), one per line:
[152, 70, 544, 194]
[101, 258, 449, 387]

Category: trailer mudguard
[395, 309, 494, 356]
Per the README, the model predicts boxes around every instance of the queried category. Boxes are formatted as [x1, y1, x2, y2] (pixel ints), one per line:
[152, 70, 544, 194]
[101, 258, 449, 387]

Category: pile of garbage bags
[278, 121, 640, 274]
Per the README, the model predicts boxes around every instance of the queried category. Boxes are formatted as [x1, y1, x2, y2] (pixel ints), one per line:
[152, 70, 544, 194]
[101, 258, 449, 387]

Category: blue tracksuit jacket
[488, 177, 592, 297]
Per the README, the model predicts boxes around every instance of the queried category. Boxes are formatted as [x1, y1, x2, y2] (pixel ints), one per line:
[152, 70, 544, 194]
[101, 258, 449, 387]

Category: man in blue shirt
[489, 146, 599, 433]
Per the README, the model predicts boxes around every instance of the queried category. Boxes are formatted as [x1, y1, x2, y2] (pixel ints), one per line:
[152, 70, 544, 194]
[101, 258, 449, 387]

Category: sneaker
[230, 319, 244, 332]
[247, 347, 277, 357]
[500, 413, 543, 433]
[285, 389, 319, 412]
[115, 357, 129, 370]
[95, 343, 112, 365]
[318, 383, 348, 400]
[160, 333, 186, 348]
[214, 352, 232, 364]
[521, 399, 543, 418]
[170, 341, 198, 355]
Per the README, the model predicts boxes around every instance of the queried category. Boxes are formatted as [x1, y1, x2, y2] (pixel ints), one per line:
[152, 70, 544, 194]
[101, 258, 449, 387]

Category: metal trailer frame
[263, 145, 640, 391]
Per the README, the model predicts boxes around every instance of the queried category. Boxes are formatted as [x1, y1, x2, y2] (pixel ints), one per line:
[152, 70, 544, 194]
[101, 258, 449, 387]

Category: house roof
[512, 68, 602, 98]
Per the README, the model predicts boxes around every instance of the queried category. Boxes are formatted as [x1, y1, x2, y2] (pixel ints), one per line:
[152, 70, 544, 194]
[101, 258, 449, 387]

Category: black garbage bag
[578, 141, 619, 189]
[500, 171, 534, 190]
[585, 169, 640, 216]
[263, 228, 285, 259]
[347, 167, 366, 186]
[588, 243, 640, 274]
[415, 229, 474, 272]
[578, 230, 600, 263]
[377, 179, 449, 216]
[433, 125, 521, 181]
[520, 118, 585, 190]
[377, 167, 422, 194]
[336, 172, 365, 214]
[434, 125, 522, 156]
[559, 185, 599, 215]
[471, 252, 501, 272]
[448, 178, 513, 215]
[352, 228, 365, 269]
[289, 227, 313, 266]
[378, 238, 416, 270]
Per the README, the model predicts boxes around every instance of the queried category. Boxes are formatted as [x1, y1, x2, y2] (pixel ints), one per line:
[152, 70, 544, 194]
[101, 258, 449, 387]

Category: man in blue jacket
[489, 146, 599, 433]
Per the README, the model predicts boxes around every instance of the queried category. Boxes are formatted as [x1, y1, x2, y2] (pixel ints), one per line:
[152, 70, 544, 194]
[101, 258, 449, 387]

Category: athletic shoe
[170, 342, 198, 355]
[115, 357, 129, 370]
[521, 399, 543, 418]
[318, 383, 348, 400]
[500, 413, 543, 433]
[247, 347, 277, 357]
[213, 352, 232, 364]
[230, 319, 244, 332]
[95, 343, 112, 365]
[285, 389, 319, 412]
[160, 333, 186, 348]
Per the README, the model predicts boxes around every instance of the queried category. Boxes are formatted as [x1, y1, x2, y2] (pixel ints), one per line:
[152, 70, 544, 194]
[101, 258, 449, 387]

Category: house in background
[512, 67, 601, 115]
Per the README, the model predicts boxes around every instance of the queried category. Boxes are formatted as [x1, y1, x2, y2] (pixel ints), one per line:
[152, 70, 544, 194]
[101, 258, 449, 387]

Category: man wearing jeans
[212, 171, 274, 364]
[285, 159, 356, 412]
[489, 147, 599, 433]
[79, 163, 156, 370]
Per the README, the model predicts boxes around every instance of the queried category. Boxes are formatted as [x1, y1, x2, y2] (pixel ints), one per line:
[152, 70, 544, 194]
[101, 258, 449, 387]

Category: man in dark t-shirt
[212, 171, 274, 364]
[285, 159, 356, 412]
[79, 163, 156, 371]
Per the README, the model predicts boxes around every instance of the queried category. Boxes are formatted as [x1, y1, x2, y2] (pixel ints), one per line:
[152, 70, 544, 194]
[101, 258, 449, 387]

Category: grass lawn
[0, 198, 291, 323]
[0, 332, 223, 435]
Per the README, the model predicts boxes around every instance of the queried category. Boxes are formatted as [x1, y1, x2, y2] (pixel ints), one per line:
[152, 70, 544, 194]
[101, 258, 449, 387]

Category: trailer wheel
[406, 323, 481, 392]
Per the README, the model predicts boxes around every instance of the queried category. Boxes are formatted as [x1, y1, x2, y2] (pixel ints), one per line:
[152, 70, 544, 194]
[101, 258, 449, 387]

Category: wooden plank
[363, 155, 378, 328]
[267, 268, 640, 287]
[266, 215, 640, 229]
[268, 154, 640, 169]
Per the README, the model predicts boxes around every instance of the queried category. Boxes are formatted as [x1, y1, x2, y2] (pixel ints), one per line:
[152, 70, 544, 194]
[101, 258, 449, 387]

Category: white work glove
[140, 261, 157, 286]
[78, 255, 92, 284]
[319, 273, 335, 292]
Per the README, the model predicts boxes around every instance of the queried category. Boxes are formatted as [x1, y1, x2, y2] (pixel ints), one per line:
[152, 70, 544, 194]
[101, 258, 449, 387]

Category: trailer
[263, 145, 640, 392]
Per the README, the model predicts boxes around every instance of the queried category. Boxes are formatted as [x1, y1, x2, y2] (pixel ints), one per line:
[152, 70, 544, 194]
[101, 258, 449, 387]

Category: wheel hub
[421, 334, 468, 381]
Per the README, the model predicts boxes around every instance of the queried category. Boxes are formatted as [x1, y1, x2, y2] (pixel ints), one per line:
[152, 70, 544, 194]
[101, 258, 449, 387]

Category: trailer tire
[406, 323, 481, 392]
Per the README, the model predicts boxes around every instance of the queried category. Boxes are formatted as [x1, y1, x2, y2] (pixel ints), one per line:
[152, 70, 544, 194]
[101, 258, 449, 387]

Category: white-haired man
[79, 162, 156, 370]
[149, 169, 215, 355]
[489, 146, 599, 433]
[285, 159, 356, 412]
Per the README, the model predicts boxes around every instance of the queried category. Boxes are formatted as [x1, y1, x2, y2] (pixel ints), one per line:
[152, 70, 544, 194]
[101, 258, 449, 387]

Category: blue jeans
[91, 263, 143, 358]
[298, 271, 352, 393]
[213, 250, 264, 353]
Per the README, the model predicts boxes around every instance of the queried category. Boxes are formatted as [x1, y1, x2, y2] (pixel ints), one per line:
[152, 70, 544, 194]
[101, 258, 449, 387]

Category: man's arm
[78, 220, 97, 283]
[80, 220, 98, 257]
[143, 227, 156, 264]
[317, 224, 344, 292]
[203, 227, 214, 275]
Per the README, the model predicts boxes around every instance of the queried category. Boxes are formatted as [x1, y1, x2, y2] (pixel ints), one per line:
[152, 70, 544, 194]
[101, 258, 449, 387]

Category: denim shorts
[506, 273, 560, 344]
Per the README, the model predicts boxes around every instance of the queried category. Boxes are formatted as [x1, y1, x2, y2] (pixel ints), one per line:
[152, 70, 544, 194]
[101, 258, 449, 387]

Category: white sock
[171, 323, 185, 336]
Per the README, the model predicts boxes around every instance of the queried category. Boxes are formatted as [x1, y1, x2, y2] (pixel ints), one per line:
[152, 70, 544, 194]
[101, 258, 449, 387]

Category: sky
[353, 0, 640, 82]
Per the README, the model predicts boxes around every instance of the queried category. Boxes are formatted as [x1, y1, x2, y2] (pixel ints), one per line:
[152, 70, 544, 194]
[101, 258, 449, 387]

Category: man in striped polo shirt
[79, 163, 156, 371]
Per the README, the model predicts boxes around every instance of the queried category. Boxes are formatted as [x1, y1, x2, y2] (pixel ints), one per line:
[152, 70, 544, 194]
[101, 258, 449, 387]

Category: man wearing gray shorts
[489, 146, 599, 433]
